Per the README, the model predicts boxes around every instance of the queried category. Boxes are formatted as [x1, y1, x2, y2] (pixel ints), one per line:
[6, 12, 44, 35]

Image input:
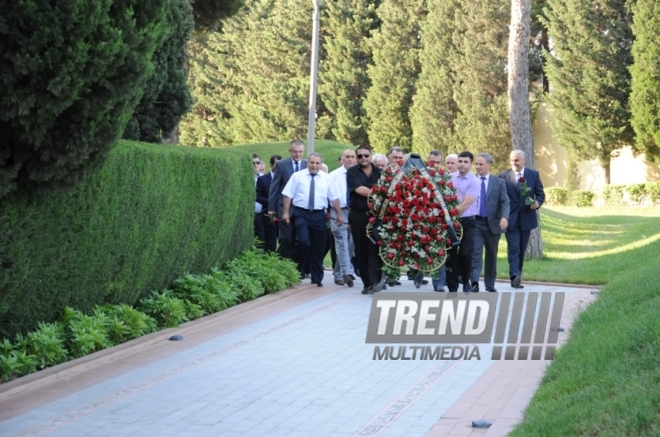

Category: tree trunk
[508, 0, 543, 259]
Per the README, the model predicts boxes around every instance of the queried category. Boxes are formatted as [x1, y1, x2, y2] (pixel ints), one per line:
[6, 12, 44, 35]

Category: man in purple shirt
[445, 151, 480, 292]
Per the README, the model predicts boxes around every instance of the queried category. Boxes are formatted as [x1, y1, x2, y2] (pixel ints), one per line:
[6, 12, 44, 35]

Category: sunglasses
[357, 153, 370, 159]
[253, 161, 261, 165]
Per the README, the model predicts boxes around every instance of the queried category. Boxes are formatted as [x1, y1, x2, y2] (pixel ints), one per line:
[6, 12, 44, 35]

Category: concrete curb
[0, 282, 319, 402]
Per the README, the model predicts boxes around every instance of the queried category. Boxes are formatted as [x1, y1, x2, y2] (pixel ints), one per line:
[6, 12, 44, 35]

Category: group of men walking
[255, 139, 545, 293]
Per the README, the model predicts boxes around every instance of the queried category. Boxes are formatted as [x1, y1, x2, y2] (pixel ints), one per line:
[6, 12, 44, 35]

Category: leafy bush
[139, 291, 189, 328]
[62, 308, 112, 358]
[26, 322, 68, 370]
[627, 183, 647, 204]
[570, 190, 595, 207]
[172, 273, 237, 314]
[602, 185, 626, 205]
[544, 187, 569, 206]
[99, 304, 157, 344]
[646, 182, 660, 204]
[222, 249, 299, 294]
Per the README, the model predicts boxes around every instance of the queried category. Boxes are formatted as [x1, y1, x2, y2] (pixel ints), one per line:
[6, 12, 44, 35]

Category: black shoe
[413, 273, 424, 289]
[486, 287, 497, 292]
[343, 274, 354, 288]
[448, 289, 458, 293]
[422, 279, 429, 285]
[312, 281, 323, 287]
[434, 287, 445, 292]
[361, 287, 373, 295]
[471, 282, 480, 292]
[511, 276, 524, 289]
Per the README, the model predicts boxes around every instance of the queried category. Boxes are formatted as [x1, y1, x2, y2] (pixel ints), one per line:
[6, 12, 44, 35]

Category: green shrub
[0, 140, 253, 340]
[211, 268, 264, 303]
[139, 291, 189, 328]
[62, 308, 112, 358]
[544, 187, 569, 206]
[626, 183, 647, 204]
[602, 185, 626, 205]
[570, 190, 595, 207]
[646, 182, 660, 204]
[26, 322, 68, 370]
[99, 304, 157, 344]
[223, 249, 298, 294]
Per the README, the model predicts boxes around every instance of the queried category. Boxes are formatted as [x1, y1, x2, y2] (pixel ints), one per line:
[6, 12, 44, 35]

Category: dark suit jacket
[480, 174, 510, 235]
[256, 173, 272, 210]
[499, 167, 545, 232]
[268, 157, 308, 217]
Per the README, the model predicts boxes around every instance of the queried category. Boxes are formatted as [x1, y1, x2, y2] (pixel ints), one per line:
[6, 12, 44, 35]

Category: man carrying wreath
[499, 149, 545, 289]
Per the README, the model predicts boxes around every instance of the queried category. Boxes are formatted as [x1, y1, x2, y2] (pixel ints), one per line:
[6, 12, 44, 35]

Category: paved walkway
[0, 273, 597, 437]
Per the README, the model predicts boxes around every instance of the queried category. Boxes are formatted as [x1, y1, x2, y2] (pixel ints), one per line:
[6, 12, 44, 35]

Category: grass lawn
[498, 206, 660, 284]
[508, 206, 660, 436]
[224, 139, 351, 172]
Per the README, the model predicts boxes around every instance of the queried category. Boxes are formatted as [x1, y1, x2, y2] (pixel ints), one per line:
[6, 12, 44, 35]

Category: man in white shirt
[329, 149, 357, 287]
[282, 153, 343, 287]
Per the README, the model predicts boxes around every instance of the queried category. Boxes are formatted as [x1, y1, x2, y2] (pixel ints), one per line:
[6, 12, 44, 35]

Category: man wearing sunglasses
[347, 145, 383, 294]
[268, 140, 308, 260]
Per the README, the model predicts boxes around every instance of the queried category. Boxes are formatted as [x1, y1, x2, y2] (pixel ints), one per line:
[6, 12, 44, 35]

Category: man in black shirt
[347, 145, 383, 294]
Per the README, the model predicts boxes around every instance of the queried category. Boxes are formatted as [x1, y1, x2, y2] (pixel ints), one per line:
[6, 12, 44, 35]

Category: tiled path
[0, 274, 597, 437]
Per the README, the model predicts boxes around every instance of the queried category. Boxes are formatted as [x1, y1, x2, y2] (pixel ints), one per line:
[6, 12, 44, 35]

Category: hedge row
[0, 140, 254, 340]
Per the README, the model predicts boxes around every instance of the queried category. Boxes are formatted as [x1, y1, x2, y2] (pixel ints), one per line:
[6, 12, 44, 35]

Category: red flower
[398, 259, 405, 266]
[441, 223, 448, 230]
[386, 176, 393, 182]
[387, 252, 395, 260]
[450, 208, 458, 216]
[435, 235, 443, 242]
[368, 202, 374, 209]
[369, 217, 376, 223]
[437, 250, 445, 257]
[407, 240, 414, 247]
[518, 177, 525, 183]
[397, 234, 404, 242]
[426, 257, 434, 264]
[447, 182, 454, 189]
[380, 185, 387, 193]
[453, 222, 460, 230]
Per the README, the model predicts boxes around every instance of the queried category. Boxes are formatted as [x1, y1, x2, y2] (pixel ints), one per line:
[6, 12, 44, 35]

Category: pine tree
[410, 0, 460, 157]
[123, 0, 194, 143]
[629, 0, 660, 164]
[319, 0, 378, 147]
[364, 0, 427, 153]
[542, 0, 634, 182]
[180, 0, 314, 146]
[450, 0, 511, 166]
[0, 0, 169, 197]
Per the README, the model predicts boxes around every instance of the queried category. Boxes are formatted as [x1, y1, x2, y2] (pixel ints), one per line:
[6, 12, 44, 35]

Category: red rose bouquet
[367, 160, 461, 279]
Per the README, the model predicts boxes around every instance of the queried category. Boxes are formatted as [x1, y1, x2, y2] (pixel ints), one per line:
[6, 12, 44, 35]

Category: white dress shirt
[282, 169, 340, 210]
[329, 166, 350, 208]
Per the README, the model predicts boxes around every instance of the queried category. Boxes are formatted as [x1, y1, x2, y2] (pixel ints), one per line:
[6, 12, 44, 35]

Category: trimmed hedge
[544, 187, 569, 206]
[0, 140, 254, 339]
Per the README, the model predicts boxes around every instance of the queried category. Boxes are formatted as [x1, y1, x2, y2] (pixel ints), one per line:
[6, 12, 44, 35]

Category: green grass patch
[223, 139, 352, 172]
[510, 206, 660, 436]
[496, 206, 660, 284]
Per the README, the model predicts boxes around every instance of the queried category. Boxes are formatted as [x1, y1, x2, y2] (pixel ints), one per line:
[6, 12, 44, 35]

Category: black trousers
[277, 217, 297, 261]
[261, 214, 278, 253]
[446, 216, 476, 292]
[293, 209, 327, 284]
[349, 210, 382, 288]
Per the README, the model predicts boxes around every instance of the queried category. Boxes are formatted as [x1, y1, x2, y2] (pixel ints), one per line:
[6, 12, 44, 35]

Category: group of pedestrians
[255, 139, 545, 294]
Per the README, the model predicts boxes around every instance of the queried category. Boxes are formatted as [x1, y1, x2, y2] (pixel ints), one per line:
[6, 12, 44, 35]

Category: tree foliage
[542, 0, 634, 182]
[319, 0, 378, 147]
[364, 0, 427, 153]
[123, 0, 194, 143]
[0, 0, 169, 197]
[180, 0, 315, 146]
[629, 0, 660, 164]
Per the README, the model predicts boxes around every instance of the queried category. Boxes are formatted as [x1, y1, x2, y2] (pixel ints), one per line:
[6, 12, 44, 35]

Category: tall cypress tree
[542, 0, 634, 182]
[410, 0, 459, 157]
[451, 0, 511, 165]
[630, 0, 660, 164]
[364, 0, 427, 153]
[180, 0, 314, 146]
[123, 0, 194, 143]
[319, 0, 378, 147]
[0, 0, 169, 197]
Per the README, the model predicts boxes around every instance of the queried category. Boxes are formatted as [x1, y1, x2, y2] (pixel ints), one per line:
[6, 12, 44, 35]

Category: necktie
[309, 174, 316, 211]
[295, 161, 299, 172]
[480, 177, 487, 217]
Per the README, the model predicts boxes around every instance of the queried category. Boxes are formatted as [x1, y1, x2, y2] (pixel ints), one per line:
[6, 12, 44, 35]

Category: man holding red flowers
[499, 149, 545, 289]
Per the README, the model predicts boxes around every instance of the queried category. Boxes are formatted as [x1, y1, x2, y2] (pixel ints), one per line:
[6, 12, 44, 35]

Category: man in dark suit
[268, 140, 307, 260]
[470, 152, 510, 292]
[499, 149, 545, 289]
[257, 154, 282, 253]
